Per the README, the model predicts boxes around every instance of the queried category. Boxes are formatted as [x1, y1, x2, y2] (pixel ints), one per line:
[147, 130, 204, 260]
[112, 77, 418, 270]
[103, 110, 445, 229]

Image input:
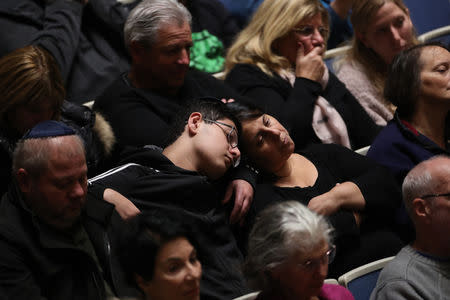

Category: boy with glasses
[89, 99, 249, 300]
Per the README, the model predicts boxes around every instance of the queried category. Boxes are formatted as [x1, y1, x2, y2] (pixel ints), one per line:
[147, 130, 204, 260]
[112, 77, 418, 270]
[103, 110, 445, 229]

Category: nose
[263, 126, 283, 141]
[316, 260, 328, 279]
[186, 262, 202, 281]
[311, 29, 325, 47]
[178, 48, 190, 65]
[70, 181, 86, 199]
[390, 26, 402, 45]
[230, 146, 241, 160]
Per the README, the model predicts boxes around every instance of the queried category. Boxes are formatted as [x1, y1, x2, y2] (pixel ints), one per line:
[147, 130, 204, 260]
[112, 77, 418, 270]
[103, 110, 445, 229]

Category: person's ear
[135, 274, 154, 296]
[187, 112, 202, 136]
[129, 41, 147, 64]
[356, 31, 369, 48]
[412, 197, 432, 223]
[16, 168, 32, 194]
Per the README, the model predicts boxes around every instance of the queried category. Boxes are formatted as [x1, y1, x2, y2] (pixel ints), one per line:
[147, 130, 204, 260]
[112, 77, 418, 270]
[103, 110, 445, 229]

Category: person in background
[178, 0, 240, 73]
[370, 156, 450, 300]
[219, 0, 354, 49]
[367, 42, 449, 242]
[90, 100, 249, 299]
[225, 0, 380, 151]
[120, 210, 202, 300]
[335, 0, 418, 126]
[228, 102, 404, 277]
[0, 121, 129, 299]
[244, 201, 355, 300]
[94, 0, 255, 223]
[0, 45, 115, 197]
[0, 0, 132, 104]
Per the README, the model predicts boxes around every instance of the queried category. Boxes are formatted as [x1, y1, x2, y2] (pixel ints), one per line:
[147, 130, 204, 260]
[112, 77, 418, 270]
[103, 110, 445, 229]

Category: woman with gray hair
[245, 201, 354, 300]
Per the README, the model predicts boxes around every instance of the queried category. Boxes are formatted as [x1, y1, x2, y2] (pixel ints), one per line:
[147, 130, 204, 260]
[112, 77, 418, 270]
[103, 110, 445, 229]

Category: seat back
[338, 256, 394, 300]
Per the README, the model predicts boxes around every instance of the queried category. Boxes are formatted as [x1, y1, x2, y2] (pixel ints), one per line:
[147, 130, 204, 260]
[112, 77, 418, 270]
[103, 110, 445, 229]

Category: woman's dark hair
[384, 41, 449, 119]
[226, 101, 265, 124]
[119, 209, 200, 286]
[163, 97, 242, 147]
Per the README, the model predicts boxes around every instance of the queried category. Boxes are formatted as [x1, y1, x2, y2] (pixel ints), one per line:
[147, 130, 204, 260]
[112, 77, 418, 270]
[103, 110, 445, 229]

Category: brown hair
[346, 0, 419, 99]
[0, 45, 65, 130]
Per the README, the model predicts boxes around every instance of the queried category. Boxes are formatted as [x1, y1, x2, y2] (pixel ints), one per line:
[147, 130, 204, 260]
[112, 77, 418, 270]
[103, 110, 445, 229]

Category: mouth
[184, 286, 200, 297]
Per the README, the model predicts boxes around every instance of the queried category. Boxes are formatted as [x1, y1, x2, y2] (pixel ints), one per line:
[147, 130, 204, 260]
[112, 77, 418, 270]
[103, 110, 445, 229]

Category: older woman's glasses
[203, 118, 239, 149]
[297, 245, 336, 271]
[292, 25, 329, 38]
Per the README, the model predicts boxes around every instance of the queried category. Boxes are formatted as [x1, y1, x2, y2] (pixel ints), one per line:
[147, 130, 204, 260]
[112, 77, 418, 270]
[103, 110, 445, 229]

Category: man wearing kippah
[0, 121, 133, 300]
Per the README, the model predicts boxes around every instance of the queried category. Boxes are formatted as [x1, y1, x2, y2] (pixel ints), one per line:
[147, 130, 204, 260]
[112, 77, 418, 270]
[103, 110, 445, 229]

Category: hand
[295, 44, 325, 82]
[308, 191, 341, 216]
[223, 179, 254, 224]
[103, 188, 140, 220]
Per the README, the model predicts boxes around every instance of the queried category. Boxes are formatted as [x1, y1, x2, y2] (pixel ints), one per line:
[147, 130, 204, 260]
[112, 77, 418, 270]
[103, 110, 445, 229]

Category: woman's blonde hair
[344, 0, 418, 98]
[0, 45, 65, 130]
[224, 0, 328, 77]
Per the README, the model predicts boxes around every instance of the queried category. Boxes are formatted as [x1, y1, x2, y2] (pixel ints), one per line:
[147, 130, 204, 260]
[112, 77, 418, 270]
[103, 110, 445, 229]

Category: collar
[394, 111, 450, 153]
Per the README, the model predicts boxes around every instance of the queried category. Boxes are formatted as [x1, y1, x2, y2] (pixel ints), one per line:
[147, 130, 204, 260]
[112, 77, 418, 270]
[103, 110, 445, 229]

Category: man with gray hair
[94, 0, 254, 224]
[370, 155, 450, 300]
[0, 121, 134, 299]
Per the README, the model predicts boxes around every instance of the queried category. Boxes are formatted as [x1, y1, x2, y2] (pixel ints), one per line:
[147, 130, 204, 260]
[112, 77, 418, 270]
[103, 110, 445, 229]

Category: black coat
[89, 146, 250, 300]
[225, 64, 381, 150]
[0, 183, 133, 299]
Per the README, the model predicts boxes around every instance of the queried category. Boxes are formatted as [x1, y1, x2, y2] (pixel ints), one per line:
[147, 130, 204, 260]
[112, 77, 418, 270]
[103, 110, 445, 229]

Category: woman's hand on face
[295, 44, 325, 82]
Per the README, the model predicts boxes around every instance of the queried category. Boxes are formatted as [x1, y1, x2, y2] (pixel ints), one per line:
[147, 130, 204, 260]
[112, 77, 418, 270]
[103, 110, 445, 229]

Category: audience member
[335, 0, 419, 125]
[367, 42, 449, 185]
[120, 210, 202, 300]
[367, 42, 449, 241]
[0, 121, 129, 299]
[225, 0, 380, 151]
[94, 0, 241, 148]
[219, 0, 354, 49]
[179, 0, 238, 48]
[181, 0, 240, 73]
[0, 0, 132, 104]
[0, 45, 115, 197]
[370, 156, 450, 300]
[228, 102, 404, 277]
[93, 0, 255, 223]
[245, 201, 355, 300]
[0, 46, 115, 194]
[90, 100, 249, 299]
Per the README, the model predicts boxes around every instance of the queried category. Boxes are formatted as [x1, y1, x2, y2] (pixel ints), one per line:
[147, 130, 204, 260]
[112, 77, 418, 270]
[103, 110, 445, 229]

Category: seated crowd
[0, 0, 448, 299]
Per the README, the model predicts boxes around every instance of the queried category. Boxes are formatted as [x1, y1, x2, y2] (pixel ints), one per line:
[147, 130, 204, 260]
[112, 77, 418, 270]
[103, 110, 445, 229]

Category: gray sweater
[370, 245, 450, 300]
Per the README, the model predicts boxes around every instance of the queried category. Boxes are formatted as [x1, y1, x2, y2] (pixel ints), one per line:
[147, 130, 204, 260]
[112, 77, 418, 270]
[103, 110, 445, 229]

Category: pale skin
[408, 46, 450, 149]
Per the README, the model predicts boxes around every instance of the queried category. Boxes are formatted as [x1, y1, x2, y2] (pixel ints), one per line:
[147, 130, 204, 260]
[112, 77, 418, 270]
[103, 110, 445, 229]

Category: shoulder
[225, 64, 282, 90]
[94, 74, 136, 110]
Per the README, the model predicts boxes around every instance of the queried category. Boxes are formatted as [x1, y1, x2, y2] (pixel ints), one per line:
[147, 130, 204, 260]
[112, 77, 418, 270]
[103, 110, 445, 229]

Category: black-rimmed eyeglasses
[203, 118, 239, 149]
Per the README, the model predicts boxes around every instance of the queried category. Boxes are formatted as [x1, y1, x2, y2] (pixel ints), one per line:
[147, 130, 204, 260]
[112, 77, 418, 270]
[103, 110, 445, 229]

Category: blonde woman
[335, 0, 419, 125]
[224, 0, 380, 150]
